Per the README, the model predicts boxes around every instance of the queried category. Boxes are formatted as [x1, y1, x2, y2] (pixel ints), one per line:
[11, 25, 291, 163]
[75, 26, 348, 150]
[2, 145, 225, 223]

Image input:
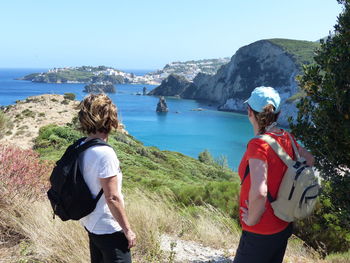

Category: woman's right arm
[100, 176, 136, 249]
[298, 146, 315, 166]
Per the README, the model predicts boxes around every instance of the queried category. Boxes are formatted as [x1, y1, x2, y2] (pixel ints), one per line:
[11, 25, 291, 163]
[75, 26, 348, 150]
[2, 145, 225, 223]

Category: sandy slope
[0, 94, 80, 149]
[0, 94, 127, 149]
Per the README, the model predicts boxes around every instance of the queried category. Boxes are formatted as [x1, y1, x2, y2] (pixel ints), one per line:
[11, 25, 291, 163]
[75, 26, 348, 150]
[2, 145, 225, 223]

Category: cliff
[149, 39, 319, 126]
[148, 74, 191, 96]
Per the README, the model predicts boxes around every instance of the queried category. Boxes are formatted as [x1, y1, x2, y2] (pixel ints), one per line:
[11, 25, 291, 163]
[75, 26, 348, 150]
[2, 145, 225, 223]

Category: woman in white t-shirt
[78, 93, 136, 263]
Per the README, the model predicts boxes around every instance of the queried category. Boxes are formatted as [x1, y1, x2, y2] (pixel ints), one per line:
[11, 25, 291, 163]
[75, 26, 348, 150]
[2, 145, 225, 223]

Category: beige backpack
[242, 133, 321, 222]
[260, 133, 321, 222]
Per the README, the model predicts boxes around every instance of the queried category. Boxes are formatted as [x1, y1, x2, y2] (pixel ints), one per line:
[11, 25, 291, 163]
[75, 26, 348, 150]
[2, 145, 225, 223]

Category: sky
[0, 0, 343, 70]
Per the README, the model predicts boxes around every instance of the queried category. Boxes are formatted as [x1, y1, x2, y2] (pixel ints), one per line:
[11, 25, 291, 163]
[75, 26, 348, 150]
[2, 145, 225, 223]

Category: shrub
[21, 109, 35, 118]
[34, 124, 81, 151]
[198, 149, 214, 164]
[0, 145, 52, 200]
[63, 93, 76, 101]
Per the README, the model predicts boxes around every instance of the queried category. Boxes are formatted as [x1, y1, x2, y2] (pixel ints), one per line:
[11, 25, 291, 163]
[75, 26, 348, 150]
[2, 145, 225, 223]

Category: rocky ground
[161, 234, 235, 263]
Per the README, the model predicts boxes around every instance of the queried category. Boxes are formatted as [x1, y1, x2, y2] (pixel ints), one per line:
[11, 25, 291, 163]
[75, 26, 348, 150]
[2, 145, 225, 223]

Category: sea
[0, 68, 254, 171]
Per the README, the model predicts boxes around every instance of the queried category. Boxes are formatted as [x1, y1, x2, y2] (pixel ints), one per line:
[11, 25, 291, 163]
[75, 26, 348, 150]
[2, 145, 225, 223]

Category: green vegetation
[0, 110, 9, 139]
[34, 124, 240, 217]
[21, 109, 36, 118]
[22, 66, 125, 84]
[0, 111, 14, 139]
[163, 58, 230, 76]
[63, 93, 76, 101]
[286, 90, 307, 103]
[268, 38, 320, 67]
[290, 0, 350, 254]
[0, 110, 6, 131]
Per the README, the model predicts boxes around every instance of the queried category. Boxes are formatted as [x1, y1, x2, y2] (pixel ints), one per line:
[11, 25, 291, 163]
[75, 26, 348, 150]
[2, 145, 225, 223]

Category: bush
[34, 124, 81, 151]
[0, 145, 52, 200]
[198, 149, 214, 164]
[63, 93, 76, 101]
[173, 180, 240, 218]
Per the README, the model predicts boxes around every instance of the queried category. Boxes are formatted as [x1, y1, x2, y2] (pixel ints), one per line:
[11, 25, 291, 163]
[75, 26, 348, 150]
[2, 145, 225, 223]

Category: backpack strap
[285, 132, 301, 160]
[256, 134, 296, 167]
[75, 138, 111, 154]
[74, 137, 112, 202]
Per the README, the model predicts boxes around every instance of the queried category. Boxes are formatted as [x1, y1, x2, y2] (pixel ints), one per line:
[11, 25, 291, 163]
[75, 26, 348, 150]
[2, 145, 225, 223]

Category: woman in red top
[233, 86, 314, 263]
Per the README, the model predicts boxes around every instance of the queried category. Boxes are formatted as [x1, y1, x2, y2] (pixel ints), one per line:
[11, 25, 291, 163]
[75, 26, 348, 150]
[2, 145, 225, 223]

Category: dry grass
[0, 187, 343, 263]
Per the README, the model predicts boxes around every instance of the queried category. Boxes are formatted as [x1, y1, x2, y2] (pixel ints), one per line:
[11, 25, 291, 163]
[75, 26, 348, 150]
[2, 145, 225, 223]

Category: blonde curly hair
[78, 93, 119, 135]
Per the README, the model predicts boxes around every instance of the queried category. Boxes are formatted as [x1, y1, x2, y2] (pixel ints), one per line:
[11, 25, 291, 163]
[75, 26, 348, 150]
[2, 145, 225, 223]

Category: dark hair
[78, 94, 119, 135]
[249, 104, 280, 134]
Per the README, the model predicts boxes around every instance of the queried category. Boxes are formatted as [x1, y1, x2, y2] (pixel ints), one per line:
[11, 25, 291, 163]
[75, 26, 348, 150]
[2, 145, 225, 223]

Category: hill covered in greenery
[35, 123, 241, 218]
[267, 38, 320, 67]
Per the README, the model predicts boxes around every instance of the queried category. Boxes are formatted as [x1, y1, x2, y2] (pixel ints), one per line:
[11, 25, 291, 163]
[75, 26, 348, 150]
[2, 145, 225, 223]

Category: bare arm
[298, 146, 315, 166]
[241, 158, 267, 226]
[100, 176, 136, 248]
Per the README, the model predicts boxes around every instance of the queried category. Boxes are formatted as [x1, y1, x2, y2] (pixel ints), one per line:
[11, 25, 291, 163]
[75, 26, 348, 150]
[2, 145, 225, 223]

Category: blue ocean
[0, 68, 254, 170]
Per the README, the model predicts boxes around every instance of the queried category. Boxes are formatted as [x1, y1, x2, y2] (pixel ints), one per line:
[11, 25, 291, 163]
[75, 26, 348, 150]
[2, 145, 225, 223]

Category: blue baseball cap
[245, 86, 281, 113]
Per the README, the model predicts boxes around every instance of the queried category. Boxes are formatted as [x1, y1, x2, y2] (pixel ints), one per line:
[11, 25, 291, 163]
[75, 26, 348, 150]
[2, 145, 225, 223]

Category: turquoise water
[0, 69, 254, 170]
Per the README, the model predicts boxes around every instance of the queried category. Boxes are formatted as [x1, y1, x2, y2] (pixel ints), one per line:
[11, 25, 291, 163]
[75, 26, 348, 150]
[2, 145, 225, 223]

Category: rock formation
[156, 96, 169, 112]
[83, 82, 116, 93]
[148, 74, 191, 97]
[148, 39, 319, 126]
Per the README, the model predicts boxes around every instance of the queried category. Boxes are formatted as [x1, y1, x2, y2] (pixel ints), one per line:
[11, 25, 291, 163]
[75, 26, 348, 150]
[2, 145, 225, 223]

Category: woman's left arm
[241, 158, 268, 226]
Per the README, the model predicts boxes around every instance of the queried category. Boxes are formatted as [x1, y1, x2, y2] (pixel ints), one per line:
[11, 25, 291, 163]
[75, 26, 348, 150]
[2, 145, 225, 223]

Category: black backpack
[47, 137, 111, 221]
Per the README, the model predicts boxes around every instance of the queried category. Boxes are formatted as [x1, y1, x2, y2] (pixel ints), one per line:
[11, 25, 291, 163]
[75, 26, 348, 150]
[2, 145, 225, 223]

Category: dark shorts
[87, 230, 132, 263]
[233, 224, 293, 263]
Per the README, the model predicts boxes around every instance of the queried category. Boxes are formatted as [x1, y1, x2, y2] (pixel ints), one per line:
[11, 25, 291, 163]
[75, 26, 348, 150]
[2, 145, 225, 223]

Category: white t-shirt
[78, 144, 124, 234]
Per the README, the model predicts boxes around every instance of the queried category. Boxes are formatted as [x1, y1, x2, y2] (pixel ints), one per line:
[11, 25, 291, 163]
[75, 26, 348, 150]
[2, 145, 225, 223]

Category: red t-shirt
[238, 129, 298, 234]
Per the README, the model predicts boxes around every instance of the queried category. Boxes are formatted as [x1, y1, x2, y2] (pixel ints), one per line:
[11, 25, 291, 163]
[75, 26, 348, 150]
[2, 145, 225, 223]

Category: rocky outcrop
[83, 82, 116, 93]
[142, 87, 147, 95]
[156, 96, 169, 112]
[148, 75, 191, 96]
[148, 39, 318, 126]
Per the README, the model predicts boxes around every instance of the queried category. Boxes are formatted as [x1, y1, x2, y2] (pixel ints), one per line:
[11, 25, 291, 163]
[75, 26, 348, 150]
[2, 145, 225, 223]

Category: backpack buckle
[293, 161, 301, 169]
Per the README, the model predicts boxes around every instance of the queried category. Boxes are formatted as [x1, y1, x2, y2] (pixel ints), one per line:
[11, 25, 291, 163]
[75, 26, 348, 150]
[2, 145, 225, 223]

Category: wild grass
[1, 184, 327, 263]
[0, 110, 13, 139]
[1, 126, 348, 262]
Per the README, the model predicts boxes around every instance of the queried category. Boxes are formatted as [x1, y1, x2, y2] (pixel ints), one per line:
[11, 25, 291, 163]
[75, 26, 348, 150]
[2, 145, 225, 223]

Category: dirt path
[161, 234, 235, 263]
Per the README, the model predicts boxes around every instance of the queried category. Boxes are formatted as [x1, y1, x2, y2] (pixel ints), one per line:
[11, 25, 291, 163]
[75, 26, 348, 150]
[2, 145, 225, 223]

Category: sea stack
[156, 96, 168, 112]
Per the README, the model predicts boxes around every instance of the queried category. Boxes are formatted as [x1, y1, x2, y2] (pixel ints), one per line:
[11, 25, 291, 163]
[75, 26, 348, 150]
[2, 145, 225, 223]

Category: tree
[290, 0, 350, 253]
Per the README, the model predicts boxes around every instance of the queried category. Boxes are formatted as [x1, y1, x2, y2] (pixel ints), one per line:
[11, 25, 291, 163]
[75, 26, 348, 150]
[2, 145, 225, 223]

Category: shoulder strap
[256, 134, 295, 167]
[75, 138, 111, 155]
[285, 132, 301, 160]
[74, 138, 112, 200]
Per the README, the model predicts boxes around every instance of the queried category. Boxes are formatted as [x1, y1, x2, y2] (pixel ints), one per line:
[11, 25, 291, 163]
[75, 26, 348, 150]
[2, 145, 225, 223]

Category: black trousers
[87, 230, 132, 263]
[233, 224, 293, 263]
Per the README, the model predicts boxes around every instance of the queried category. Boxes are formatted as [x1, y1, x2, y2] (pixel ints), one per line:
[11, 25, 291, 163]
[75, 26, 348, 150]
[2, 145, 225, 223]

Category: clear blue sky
[0, 0, 343, 70]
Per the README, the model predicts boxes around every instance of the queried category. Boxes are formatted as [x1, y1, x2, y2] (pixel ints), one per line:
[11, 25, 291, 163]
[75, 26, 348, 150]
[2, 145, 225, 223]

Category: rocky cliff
[149, 39, 319, 126]
[148, 75, 191, 96]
